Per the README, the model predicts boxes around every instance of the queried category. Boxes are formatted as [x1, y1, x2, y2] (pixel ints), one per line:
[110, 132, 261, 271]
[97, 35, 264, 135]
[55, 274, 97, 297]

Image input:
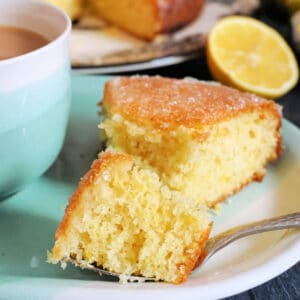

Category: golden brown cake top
[103, 76, 281, 130]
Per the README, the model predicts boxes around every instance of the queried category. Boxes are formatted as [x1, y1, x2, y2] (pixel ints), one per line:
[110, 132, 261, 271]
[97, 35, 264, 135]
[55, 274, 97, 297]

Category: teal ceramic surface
[0, 64, 70, 199]
[0, 75, 299, 300]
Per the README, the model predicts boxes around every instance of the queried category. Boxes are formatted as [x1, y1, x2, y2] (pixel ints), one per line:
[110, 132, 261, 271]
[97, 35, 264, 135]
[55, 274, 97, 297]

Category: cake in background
[48, 151, 211, 284]
[46, 0, 205, 39]
[87, 0, 205, 39]
[100, 76, 282, 208]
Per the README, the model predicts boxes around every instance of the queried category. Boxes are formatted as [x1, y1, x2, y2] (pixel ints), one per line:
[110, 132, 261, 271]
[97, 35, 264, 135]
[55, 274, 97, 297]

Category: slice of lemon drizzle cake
[49, 76, 282, 284]
[100, 76, 282, 207]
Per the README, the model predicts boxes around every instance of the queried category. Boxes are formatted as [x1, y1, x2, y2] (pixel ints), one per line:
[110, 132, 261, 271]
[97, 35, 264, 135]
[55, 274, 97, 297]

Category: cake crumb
[119, 273, 130, 284]
[61, 261, 67, 269]
[212, 204, 222, 215]
[30, 256, 39, 268]
[102, 171, 111, 182]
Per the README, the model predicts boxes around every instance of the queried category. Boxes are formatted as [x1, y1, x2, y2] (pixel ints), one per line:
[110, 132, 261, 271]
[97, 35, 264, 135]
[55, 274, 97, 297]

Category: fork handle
[201, 212, 300, 264]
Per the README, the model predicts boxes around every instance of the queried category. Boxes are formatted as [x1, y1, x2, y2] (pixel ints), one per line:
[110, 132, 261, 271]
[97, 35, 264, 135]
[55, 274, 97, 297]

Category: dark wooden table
[119, 55, 300, 299]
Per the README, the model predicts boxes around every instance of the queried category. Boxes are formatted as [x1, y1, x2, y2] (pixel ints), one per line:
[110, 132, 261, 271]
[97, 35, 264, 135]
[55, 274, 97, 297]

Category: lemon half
[207, 16, 299, 98]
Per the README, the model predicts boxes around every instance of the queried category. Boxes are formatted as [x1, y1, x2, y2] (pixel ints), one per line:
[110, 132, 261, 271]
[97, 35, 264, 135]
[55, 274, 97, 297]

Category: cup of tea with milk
[0, 0, 71, 199]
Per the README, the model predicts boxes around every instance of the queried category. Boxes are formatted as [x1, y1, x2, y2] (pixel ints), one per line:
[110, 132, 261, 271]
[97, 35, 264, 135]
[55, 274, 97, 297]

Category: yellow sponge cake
[87, 0, 205, 40]
[100, 76, 282, 207]
[49, 151, 211, 283]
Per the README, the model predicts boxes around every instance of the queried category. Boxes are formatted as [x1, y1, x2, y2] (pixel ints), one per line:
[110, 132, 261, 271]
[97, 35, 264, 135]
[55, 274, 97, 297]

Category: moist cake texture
[100, 76, 282, 207]
[49, 152, 211, 283]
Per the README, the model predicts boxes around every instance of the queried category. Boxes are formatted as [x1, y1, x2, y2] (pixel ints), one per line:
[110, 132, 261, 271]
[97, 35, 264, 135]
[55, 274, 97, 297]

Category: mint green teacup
[0, 0, 71, 199]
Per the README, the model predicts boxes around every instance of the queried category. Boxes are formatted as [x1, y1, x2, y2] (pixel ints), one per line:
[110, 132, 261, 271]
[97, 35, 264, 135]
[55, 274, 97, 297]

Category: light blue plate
[0, 75, 299, 300]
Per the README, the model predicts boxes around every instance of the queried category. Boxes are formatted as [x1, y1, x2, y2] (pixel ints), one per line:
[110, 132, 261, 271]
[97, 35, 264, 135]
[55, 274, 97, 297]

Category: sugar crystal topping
[105, 76, 278, 130]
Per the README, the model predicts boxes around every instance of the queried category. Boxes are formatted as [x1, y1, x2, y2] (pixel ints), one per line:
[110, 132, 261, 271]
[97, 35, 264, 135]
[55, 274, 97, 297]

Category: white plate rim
[71, 54, 198, 75]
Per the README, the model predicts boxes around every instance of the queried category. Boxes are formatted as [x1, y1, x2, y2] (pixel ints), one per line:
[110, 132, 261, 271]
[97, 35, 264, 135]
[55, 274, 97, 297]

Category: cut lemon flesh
[207, 16, 299, 98]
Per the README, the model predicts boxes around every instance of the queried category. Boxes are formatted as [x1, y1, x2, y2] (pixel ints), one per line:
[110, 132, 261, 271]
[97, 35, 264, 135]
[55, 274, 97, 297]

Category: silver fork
[71, 212, 300, 281]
